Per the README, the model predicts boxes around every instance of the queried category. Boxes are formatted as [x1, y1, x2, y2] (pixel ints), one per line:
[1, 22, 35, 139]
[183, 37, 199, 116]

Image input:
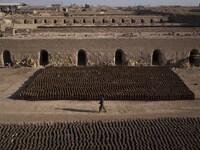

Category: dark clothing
[99, 96, 106, 113]
[99, 96, 104, 105]
[99, 105, 106, 113]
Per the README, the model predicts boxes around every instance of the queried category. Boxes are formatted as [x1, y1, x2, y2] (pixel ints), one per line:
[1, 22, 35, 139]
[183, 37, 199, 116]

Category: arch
[83, 19, 86, 23]
[152, 49, 163, 65]
[24, 20, 27, 24]
[150, 19, 154, 24]
[73, 19, 76, 23]
[122, 19, 125, 23]
[112, 19, 115, 23]
[34, 19, 37, 24]
[3, 50, 12, 66]
[141, 19, 145, 24]
[44, 19, 47, 23]
[131, 19, 135, 23]
[160, 19, 163, 23]
[92, 19, 95, 23]
[40, 50, 49, 66]
[115, 49, 124, 66]
[77, 50, 87, 66]
[102, 19, 105, 23]
[64, 19, 66, 23]
[54, 20, 57, 24]
[189, 49, 200, 67]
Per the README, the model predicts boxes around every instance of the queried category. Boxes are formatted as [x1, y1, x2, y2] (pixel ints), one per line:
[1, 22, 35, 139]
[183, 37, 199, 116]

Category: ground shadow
[9, 68, 43, 99]
[55, 108, 97, 113]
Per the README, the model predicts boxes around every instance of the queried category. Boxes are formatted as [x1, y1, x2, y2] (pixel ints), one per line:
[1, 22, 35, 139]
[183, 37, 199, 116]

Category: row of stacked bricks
[16, 66, 195, 100]
[0, 118, 200, 150]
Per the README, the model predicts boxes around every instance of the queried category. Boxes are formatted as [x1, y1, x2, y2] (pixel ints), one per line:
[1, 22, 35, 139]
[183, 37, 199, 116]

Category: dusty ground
[0, 67, 199, 123]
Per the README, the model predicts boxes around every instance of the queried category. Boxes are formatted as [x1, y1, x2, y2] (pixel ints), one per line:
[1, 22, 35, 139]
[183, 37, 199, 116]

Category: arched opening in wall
[152, 49, 163, 65]
[73, 19, 76, 23]
[3, 50, 12, 66]
[64, 20, 66, 23]
[24, 20, 27, 24]
[83, 19, 86, 23]
[112, 19, 115, 23]
[131, 19, 135, 23]
[102, 19, 105, 23]
[122, 19, 125, 23]
[77, 50, 87, 66]
[115, 49, 124, 66]
[92, 19, 95, 23]
[141, 19, 145, 24]
[34, 19, 37, 24]
[160, 19, 163, 23]
[40, 50, 49, 66]
[150, 19, 154, 24]
[54, 20, 57, 24]
[44, 19, 47, 23]
[189, 49, 200, 67]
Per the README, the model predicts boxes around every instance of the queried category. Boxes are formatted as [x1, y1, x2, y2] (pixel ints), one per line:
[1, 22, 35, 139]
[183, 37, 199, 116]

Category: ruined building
[0, 4, 199, 67]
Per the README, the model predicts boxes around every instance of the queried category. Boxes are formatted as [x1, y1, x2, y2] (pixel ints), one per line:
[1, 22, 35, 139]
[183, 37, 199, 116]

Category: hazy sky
[1, 0, 199, 6]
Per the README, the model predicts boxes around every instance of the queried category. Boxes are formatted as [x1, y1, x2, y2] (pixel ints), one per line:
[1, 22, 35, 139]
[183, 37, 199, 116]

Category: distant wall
[6, 26, 200, 38]
[12, 15, 168, 26]
[0, 38, 199, 67]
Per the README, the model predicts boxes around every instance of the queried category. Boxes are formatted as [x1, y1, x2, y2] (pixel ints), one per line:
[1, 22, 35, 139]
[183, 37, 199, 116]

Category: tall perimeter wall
[0, 37, 199, 67]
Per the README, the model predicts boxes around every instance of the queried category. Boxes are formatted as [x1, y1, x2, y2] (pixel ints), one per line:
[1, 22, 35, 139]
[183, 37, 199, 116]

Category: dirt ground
[0, 67, 199, 123]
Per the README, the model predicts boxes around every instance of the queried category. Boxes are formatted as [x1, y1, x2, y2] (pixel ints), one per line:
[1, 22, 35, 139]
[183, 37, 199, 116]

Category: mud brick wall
[0, 37, 199, 67]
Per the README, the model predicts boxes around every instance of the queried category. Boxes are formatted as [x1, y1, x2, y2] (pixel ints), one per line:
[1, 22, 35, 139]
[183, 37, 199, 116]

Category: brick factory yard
[0, 67, 199, 123]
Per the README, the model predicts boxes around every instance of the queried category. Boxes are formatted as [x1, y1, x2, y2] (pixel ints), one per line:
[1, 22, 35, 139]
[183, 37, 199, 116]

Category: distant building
[0, 2, 27, 13]
[19, 6, 51, 11]
[52, 4, 61, 12]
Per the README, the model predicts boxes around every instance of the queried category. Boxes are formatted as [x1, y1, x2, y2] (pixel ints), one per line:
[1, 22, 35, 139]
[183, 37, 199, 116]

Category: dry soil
[0, 67, 199, 123]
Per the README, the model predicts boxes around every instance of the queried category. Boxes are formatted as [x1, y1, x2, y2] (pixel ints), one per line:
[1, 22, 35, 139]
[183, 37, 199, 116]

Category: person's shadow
[55, 108, 97, 113]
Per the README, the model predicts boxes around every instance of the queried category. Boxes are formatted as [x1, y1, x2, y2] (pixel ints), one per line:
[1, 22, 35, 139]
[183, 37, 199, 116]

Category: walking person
[99, 95, 107, 113]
